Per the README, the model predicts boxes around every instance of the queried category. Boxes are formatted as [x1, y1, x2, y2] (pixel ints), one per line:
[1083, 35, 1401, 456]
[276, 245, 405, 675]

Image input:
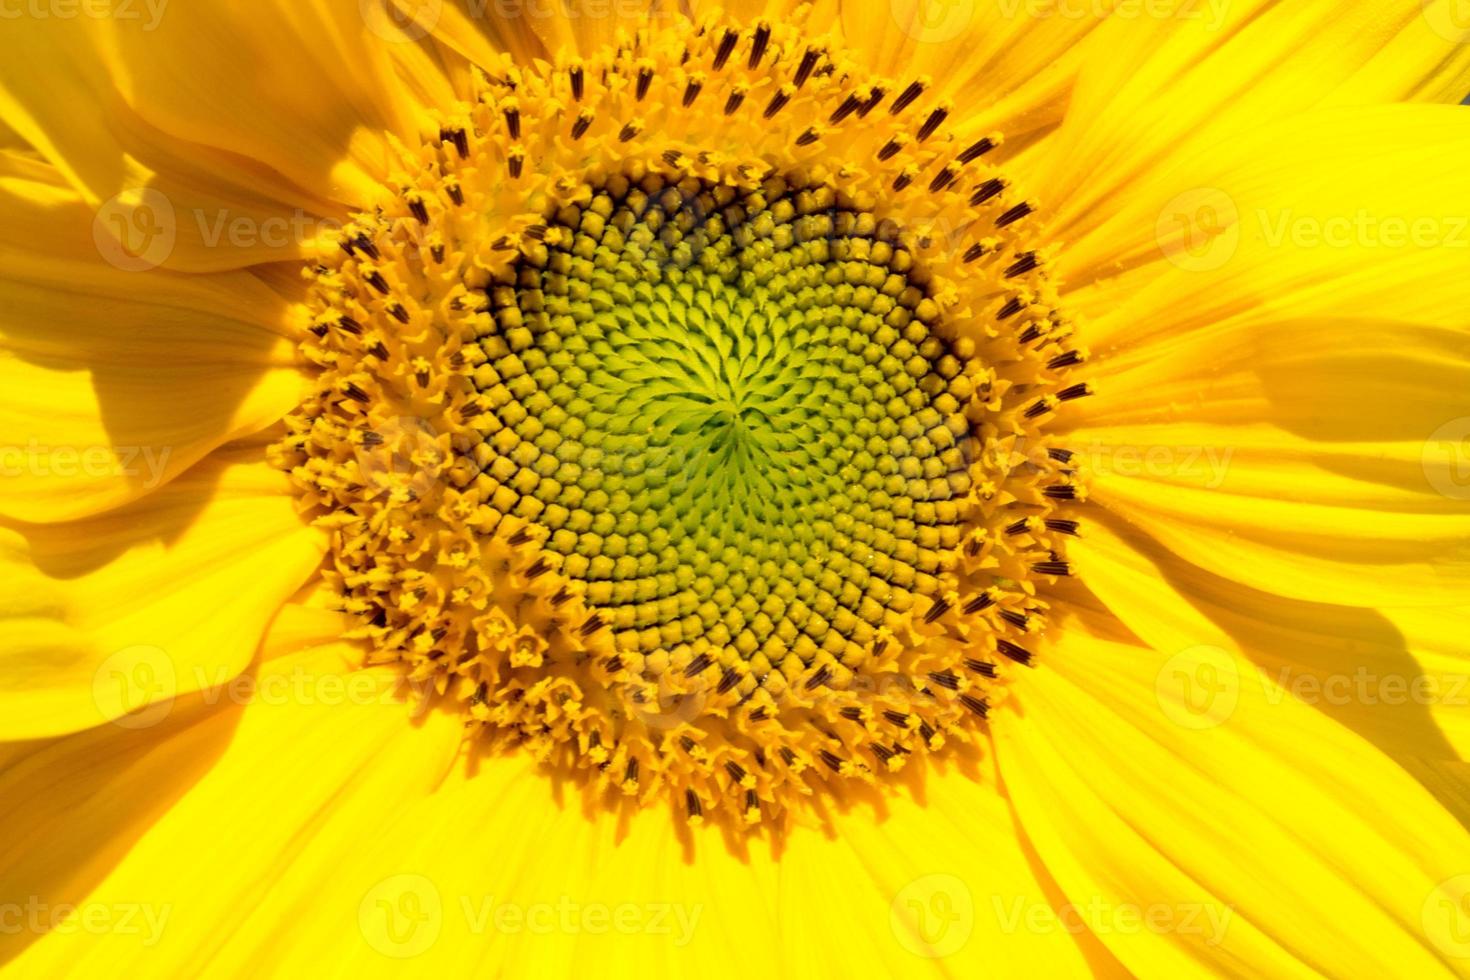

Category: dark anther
[917, 106, 948, 141]
[960, 695, 990, 718]
[958, 137, 996, 164]
[964, 658, 998, 678]
[829, 93, 862, 124]
[890, 80, 925, 114]
[1032, 560, 1072, 576]
[713, 29, 739, 70]
[503, 106, 521, 138]
[928, 670, 960, 691]
[749, 24, 771, 68]
[724, 90, 746, 115]
[1005, 252, 1039, 278]
[1048, 350, 1083, 369]
[997, 639, 1034, 665]
[569, 64, 584, 100]
[683, 78, 703, 107]
[930, 166, 959, 193]
[635, 66, 653, 100]
[963, 592, 995, 614]
[924, 597, 952, 624]
[764, 89, 791, 118]
[996, 202, 1034, 228]
[794, 48, 820, 87]
[684, 652, 713, 677]
[971, 178, 1006, 206]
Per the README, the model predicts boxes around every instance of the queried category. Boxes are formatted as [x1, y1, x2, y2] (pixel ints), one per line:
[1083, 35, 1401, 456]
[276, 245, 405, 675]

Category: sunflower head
[271, 11, 1088, 829]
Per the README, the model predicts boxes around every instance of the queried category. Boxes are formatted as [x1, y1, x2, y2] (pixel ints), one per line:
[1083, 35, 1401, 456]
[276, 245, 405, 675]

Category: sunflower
[3, 0, 1470, 975]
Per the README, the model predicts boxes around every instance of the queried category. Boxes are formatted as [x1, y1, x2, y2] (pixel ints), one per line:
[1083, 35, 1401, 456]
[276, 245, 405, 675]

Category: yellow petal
[994, 620, 1470, 976]
[1, 664, 1109, 975]
[1073, 518, 1470, 794]
[1060, 421, 1470, 607]
[0, 157, 304, 523]
[0, 1, 438, 269]
[1034, 1, 1470, 252]
[0, 449, 324, 740]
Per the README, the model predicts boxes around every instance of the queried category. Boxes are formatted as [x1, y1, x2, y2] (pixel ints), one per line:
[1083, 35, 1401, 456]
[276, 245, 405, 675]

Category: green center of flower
[481, 171, 979, 674]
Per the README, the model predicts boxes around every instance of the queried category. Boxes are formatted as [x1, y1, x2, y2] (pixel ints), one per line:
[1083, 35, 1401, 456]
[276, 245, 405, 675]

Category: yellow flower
[2, 0, 1470, 975]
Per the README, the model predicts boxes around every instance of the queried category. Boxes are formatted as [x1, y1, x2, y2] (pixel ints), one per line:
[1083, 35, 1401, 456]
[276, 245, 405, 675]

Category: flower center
[494, 170, 979, 676]
[273, 13, 1089, 829]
